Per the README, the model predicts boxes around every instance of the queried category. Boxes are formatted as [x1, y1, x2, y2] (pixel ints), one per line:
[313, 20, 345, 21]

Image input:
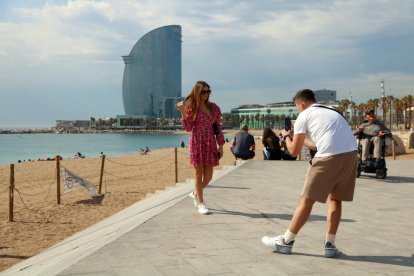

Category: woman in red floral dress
[176, 81, 225, 214]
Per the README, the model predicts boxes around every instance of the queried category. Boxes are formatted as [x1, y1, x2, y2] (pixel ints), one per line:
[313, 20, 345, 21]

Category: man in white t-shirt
[262, 89, 357, 258]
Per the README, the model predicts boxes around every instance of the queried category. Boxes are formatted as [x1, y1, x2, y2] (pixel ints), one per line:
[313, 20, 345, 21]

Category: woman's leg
[202, 166, 214, 189]
[194, 166, 204, 204]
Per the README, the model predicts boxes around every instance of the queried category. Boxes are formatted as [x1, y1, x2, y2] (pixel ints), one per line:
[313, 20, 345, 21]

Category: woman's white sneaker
[188, 191, 198, 207]
[198, 203, 210, 215]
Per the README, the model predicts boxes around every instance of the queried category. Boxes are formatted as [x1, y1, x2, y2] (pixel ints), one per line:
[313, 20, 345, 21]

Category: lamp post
[381, 80, 386, 123]
[349, 92, 354, 128]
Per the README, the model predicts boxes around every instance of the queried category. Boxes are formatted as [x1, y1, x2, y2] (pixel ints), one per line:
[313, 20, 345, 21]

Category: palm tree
[274, 115, 280, 129]
[240, 115, 246, 127]
[260, 114, 265, 129]
[350, 102, 358, 129]
[90, 117, 96, 129]
[357, 103, 367, 123]
[387, 95, 394, 129]
[402, 95, 413, 129]
[393, 98, 403, 130]
[221, 113, 232, 129]
[254, 113, 260, 129]
[245, 115, 250, 128]
[366, 98, 379, 114]
[339, 99, 351, 122]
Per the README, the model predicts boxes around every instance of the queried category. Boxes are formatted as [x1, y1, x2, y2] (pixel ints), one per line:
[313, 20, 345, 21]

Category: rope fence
[1, 148, 194, 223]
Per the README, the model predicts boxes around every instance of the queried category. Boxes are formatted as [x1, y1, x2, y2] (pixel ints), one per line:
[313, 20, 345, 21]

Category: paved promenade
[5, 160, 414, 275]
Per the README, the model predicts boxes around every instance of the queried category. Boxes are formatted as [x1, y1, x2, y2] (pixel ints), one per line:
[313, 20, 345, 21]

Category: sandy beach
[0, 130, 413, 271]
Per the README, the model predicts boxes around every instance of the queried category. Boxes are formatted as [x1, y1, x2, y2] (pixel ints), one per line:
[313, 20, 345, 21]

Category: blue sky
[1, 0, 414, 127]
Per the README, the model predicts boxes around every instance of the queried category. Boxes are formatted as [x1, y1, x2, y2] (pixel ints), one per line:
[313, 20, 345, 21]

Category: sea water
[0, 133, 200, 165]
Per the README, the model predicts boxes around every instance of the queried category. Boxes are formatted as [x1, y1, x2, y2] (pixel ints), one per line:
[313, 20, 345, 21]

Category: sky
[1, 0, 414, 127]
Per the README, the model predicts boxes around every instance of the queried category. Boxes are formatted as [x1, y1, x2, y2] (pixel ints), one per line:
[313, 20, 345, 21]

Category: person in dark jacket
[262, 128, 282, 160]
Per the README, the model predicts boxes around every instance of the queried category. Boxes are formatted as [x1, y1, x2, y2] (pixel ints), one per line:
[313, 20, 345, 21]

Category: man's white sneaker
[188, 191, 198, 207]
[262, 235, 294, 254]
[198, 203, 210, 215]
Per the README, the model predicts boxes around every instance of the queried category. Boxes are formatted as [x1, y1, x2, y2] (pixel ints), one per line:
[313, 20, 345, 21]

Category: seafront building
[230, 89, 339, 129]
[121, 25, 182, 119]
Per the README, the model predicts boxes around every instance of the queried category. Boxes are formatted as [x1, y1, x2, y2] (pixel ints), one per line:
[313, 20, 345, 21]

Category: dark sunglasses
[201, 89, 211, 95]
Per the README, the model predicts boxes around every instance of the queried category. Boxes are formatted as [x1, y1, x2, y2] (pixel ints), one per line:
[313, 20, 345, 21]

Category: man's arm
[377, 121, 392, 138]
[251, 141, 256, 151]
[304, 137, 316, 151]
[231, 138, 236, 146]
[284, 133, 305, 156]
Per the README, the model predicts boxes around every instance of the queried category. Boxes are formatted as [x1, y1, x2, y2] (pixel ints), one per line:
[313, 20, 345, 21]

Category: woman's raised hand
[176, 101, 186, 112]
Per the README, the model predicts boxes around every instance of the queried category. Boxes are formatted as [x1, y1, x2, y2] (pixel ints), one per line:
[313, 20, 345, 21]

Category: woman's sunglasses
[201, 89, 211, 95]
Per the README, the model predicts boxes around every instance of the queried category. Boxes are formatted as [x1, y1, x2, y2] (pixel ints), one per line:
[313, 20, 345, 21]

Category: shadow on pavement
[293, 252, 414, 268]
[210, 208, 355, 222]
[208, 185, 251, 190]
[359, 175, 414, 183]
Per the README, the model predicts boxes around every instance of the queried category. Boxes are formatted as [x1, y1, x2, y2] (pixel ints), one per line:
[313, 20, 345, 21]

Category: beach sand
[0, 131, 412, 271]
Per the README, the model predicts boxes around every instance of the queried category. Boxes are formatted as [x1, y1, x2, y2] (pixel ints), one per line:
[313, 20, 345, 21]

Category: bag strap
[312, 104, 345, 119]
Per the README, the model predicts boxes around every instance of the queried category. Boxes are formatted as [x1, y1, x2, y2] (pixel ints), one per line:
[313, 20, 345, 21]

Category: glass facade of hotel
[122, 25, 182, 117]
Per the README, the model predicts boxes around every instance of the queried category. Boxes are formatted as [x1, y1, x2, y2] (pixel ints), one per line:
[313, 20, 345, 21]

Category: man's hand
[281, 129, 293, 138]
[378, 130, 386, 136]
[358, 125, 364, 131]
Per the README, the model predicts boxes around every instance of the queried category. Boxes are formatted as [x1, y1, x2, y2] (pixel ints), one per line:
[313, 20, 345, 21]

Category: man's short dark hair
[241, 124, 249, 131]
[293, 89, 316, 103]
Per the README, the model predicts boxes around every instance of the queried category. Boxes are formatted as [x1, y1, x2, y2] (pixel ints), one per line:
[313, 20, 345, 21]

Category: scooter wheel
[375, 169, 387, 179]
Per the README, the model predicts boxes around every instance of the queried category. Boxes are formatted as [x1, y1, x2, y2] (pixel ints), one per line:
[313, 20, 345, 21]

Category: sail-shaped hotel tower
[122, 25, 182, 118]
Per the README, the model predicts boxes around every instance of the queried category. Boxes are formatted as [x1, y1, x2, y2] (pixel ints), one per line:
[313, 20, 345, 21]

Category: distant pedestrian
[176, 80, 225, 215]
[262, 89, 357, 258]
[181, 140, 185, 148]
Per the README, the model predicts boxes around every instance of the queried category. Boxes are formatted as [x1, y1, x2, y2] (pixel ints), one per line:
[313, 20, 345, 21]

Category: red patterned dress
[182, 103, 225, 166]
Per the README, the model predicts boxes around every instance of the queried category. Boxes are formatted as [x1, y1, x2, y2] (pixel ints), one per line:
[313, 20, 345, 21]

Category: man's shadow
[209, 208, 355, 222]
[293, 252, 414, 268]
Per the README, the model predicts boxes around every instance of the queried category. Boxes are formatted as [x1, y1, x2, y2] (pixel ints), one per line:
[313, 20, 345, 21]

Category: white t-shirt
[294, 104, 357, 157]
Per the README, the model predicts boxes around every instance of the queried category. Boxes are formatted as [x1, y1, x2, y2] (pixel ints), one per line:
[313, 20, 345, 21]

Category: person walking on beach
[262, 89, 357, 257]
[176, 80, 225, 215]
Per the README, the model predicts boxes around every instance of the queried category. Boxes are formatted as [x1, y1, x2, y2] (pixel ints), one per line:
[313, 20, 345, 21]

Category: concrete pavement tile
[111, 264, 163, 276]
[224, 261, 291, 276]
[207, 248, 253, 264]
[59, 271, 117, 276]
[183, 255, 231, 274]
[185, 236, 236, 251]
[156, 264, 200, 275]
[134, 250, 189, 267]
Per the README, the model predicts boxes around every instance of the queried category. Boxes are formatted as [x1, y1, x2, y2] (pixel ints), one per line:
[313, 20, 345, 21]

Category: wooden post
[174, 148, 178, 183]
[298, 152, 302, 161]
[9, 164, 14, 222]
[392, 140, 396, 160]
[98, 155, 105, 194]
[56, 156, 61, 204]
